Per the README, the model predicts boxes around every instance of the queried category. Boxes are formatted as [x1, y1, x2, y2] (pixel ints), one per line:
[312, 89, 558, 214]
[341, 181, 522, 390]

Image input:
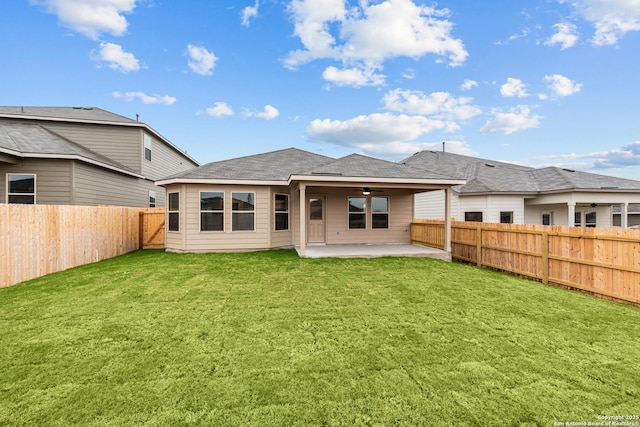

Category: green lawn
[1, 250, 639, 426]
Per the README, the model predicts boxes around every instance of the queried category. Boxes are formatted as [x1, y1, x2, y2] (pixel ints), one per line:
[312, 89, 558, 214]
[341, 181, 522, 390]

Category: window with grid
[201, 192, 224, 231]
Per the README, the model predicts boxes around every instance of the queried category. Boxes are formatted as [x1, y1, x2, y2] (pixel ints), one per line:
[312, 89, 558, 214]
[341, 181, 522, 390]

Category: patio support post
[622, 202, 629, 229]
[444, 187, 452, 253]
[568, 202, 576, 226]
[299, 183, 306, 256]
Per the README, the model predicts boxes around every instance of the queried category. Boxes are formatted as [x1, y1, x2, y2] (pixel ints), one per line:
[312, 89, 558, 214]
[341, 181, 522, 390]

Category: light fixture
[591, 203, 598, 208]
[362, 187, 371, 195]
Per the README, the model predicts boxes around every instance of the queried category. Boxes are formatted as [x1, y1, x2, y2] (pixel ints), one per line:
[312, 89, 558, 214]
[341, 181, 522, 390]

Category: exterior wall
[414, 191, 525, 224]
[165, 184, 273, 252]
[37, 122, 142, 173]
[270, 186, 294, 248]
[73, 161, 161, 207]
[524, 204, 612, 227]
[140, 131, 198, 181]
[0, 158, 73, 204]
[613, 213, 640, 227]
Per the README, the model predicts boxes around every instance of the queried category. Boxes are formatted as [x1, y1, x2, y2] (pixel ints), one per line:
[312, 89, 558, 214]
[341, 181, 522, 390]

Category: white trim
[231, 191, 256, 232]
[156, 178, 286, 186]
[0, 148, 145, 179]
[274, 193, 289, 232]
[347, 195, 367, 230]
[6, 173, 36, 204]
[371, 195, 390, 230]
[199, 190, 225, 233]
[167, 191, 180, 232]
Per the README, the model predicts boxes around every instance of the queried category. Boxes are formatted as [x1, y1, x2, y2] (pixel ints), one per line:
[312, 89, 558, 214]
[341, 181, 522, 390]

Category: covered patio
[295, 243, 451, 261]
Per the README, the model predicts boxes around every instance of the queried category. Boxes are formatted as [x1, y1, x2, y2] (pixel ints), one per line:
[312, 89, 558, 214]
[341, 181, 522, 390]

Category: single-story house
[0, 106, 199, 207]
[403, 150, 640, 228]
[155, 148, 465, 256]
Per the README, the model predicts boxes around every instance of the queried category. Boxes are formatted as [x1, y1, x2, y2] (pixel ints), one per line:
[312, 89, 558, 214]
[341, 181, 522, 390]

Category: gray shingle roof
[0, 122, 139, 175]
[0, 106, 138, 124]
[307, 153, 457, 180]
[162, 148, 335, 181]
[402, 150, 640, 194]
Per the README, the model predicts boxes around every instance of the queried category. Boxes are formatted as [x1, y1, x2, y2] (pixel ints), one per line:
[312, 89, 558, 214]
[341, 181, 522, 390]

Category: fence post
[476, 224, 482, 267]
[541, 231, 549, 284]
[138, 211, 144, 250]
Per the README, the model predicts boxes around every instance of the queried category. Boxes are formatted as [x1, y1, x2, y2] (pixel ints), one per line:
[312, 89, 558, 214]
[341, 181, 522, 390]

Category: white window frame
[200, 191, 225, 232]
[6, 173, 36, 204]
[149, 190, 156, 208]
[143, 133, 152, 162]
[274, 193, 289, 231]
[541, 211, 554, 226]
[348, 196, 367, 229]
[232, 192, 255, 232]
[167, 192, 180, 232]
[371, 196, 389, 229]
[585, 211, 597, 228]
[500, 211, 514, 224]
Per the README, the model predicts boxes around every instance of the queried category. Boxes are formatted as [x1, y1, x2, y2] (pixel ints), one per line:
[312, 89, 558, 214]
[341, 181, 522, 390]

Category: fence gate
[139, 209, 165, 249]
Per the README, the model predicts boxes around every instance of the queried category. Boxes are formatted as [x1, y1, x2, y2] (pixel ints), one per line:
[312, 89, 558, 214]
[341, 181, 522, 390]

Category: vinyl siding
[167, 184, 272, 252]
[1, 158, 72, 204]
[524, 204, 612, 227]
[73, 161, 163, 207]
[269, 186, 294, 248]
[141, 132, 198, 181]
[41, 122, 142, 173]
[414, 189, 460, 219]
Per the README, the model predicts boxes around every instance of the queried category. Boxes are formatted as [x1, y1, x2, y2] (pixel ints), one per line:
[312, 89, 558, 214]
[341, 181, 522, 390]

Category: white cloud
[544, 74, 583, 96]
[500, 77, 529, 98]
[460, 79, 478, 91]
[285, 0, 468, 86]
[307, 112, 447, 146]
[480, 105, 541, 135]
[402, 68, 416, 79]
[247, 105, 279, 120]
[241, 0, 259, 26]
[383, 89, 482, 121]
[186, 44, 217, 76]
[565, 0, 640, 46]
[205, 102, 234, 117]
[532, 141, 640, 170]
[91, 42, 140, 72]
[322, 65, 386, 87]
[545, 22, 579, 49]
[113, 91, 176, 105]
[31, 0, 137, 39]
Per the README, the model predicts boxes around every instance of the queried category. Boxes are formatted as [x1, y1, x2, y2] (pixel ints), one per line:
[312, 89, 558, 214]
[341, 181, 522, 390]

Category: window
[149, 191, 156, 208]
[274, 194, 289, 231]
[143, 133, 152, 161]
[201, 192, 224, 231]
[585, 211, 596, 228]
[232, 192, 255, 231]
[574, 212, 582, 227]
[542, 211, 553, 226]
[7, 174, 35, 204]
[464, 211, 483, 222]
[168, 192, 179, 231]
[500, 211, 513, 224]
[372, 197, 389, 229]
[348, 197, 366, 229]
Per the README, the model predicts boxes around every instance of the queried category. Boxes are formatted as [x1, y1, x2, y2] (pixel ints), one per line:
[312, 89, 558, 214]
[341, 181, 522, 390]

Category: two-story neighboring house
[404, 150, 640, 228]
[0, 106, 199, 207]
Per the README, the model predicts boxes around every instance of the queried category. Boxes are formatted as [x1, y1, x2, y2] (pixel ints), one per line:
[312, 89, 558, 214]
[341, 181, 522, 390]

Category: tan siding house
[157, 148, 465, 257]
[0, 106, 198, 207]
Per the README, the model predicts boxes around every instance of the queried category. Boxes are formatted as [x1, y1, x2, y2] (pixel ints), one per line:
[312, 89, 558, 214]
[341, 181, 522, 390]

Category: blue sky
[2, 0, 640, 178]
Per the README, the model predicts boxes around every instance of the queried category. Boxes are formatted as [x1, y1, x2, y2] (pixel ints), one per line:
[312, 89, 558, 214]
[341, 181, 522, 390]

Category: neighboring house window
[574, 212, 582, 227]
[372, 197, 389, 229]
[232, 192, 255, 231]
[149, 191, 156, 208]
[542, 212, 553, 226]
[585, 212, 596, 228]
[201, 192, 224, 231]
[500, 211, 513, 224]
[168, 192, 180, 231]
[348, 197, 366, 229]
[143, 133, 152, 161]
[274, 194, 289, 231]
[465, 211, 483, 222]
[7, 174, 35, 204]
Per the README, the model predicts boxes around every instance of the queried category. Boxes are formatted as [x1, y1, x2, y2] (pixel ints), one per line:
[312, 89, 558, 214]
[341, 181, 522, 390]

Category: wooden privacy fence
[411, 219, 640, 304]
[1, 205, 166, 288]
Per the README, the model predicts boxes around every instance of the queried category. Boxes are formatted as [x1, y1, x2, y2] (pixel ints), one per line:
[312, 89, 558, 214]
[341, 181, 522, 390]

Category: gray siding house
[0, 106, 198, 207]
[404, 151, 640, 228]
[156, 148, 465, 256]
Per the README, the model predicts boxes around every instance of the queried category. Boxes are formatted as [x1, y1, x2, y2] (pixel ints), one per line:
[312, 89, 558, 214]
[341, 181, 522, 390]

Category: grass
[0, 249, 639, 426]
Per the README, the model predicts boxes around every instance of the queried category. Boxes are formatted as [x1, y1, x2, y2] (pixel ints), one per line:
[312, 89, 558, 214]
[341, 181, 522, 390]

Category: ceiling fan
[362, 187, 384, 195]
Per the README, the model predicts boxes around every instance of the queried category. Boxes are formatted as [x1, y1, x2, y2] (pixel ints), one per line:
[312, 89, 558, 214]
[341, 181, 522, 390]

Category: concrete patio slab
[296, 243, 451, 261]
